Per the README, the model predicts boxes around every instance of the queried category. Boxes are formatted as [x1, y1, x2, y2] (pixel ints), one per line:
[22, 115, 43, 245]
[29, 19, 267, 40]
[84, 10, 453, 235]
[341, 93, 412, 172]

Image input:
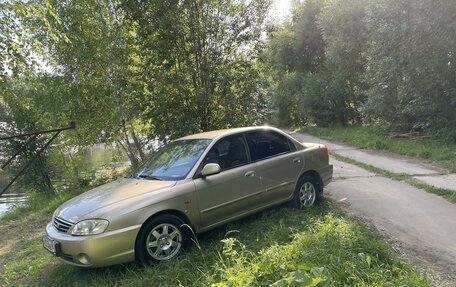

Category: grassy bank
[0, 198, 429, 286]
[302, 126, 456, 173]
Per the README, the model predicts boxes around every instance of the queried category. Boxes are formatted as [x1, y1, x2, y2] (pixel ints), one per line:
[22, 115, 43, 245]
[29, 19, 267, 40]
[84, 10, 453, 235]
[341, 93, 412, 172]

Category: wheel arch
[298, 170, 323, 193]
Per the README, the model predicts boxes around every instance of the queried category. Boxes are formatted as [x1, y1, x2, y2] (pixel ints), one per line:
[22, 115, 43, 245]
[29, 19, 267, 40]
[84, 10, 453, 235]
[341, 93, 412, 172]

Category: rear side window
[246, 131, 292, 161]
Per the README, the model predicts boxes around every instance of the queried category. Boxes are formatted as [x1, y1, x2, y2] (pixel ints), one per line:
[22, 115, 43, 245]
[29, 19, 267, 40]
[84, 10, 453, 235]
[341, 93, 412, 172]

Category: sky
[270, 0, 292, 22]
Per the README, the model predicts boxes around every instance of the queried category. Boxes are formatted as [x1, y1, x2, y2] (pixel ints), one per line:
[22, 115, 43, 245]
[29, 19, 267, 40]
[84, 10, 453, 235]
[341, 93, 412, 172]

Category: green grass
[302, 126, 456, 173]
[0, 199, 429, 286]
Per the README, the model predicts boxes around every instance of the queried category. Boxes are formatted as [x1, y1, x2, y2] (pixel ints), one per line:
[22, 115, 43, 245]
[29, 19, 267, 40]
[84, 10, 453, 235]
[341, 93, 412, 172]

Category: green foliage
[1, 0, 272, 194]
[0, 0, 67, 81]
[121, 0, 271, 139]
[43, 0, 149, 167]
[362, 0, 456, 140]
[0, 79, 59, 193]
[269, 72, 307, 127]
[265, 0, 364, 127]
[264, 0, 325, 127]
[300, 71, 356, 127]
[2, 0, 273, 186]
[318, 0, 368, 124]
[267, 0, 456, 141]
[290, 0, 326, 72]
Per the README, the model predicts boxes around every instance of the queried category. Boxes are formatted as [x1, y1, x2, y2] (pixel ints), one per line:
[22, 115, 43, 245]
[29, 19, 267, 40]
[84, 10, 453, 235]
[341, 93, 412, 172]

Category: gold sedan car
[43, 126, 333, 267]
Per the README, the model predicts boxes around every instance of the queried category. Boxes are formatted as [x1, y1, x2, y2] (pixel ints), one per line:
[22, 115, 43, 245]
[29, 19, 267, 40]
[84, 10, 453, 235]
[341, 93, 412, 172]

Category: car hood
[55, 178, 176, 223]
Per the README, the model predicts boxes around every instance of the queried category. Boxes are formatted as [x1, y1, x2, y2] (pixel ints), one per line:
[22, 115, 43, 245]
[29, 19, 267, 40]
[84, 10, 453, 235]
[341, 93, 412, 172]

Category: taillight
[325, 145, 330, 157]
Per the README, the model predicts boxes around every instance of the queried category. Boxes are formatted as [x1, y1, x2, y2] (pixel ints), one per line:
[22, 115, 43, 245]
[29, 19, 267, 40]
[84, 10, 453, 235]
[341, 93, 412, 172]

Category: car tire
[136, 214, 188, 264]
[292, 175, 319, 209]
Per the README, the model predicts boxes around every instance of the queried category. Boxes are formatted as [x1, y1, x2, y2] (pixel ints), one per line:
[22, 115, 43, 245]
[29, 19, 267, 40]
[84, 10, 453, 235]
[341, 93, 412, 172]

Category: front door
[193, 134, 262, 228]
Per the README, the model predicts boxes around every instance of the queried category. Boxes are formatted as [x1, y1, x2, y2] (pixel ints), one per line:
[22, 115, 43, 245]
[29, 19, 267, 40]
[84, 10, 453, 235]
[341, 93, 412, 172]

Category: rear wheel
[136, 214, 188, 264]
[292, 175, 319, 209]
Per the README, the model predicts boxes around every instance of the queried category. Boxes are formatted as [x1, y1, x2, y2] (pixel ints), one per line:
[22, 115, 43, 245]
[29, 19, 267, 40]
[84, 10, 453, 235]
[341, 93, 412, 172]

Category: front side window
[202, 135, 249, 171]
[246, 131, 292, 161]
[133, 139, 211, 180]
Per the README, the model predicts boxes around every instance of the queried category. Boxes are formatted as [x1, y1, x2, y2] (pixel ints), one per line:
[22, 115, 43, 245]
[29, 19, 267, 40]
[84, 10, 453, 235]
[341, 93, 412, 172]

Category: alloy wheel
[146, 223, 182, 260]
[299, 182, 316, 207]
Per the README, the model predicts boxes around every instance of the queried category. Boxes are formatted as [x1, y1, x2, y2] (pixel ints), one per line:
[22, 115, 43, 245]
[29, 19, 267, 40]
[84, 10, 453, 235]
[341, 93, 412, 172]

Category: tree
[122, 0, 271, 139]
[2, 0, 273, 182]
[291, 0, 326, 72]
[0, 0, 65, 82]
[0, 0, 70, 193]
[363, 0, 456, 140]
[265, 0, 326, 127]
[34, 0, 150, 167]
[266, 0, 361, 127]
[318, 0, 368, 123]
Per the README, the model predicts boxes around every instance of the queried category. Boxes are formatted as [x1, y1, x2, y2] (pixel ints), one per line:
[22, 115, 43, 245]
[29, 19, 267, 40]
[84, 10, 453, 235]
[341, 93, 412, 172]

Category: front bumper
[44, 222, 141, 267]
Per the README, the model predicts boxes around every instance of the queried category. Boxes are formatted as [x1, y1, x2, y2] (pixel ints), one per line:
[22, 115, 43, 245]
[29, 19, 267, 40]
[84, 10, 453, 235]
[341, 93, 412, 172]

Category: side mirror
[201, 163, 221, 176]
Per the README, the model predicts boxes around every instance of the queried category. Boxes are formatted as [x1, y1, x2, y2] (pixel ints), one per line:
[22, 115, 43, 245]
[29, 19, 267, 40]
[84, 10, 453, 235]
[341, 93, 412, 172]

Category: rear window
[246, 131, 293, 161]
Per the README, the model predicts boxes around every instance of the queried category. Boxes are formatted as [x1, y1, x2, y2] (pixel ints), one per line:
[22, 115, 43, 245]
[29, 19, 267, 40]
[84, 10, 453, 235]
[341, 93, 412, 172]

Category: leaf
[366, 255, 372, 268]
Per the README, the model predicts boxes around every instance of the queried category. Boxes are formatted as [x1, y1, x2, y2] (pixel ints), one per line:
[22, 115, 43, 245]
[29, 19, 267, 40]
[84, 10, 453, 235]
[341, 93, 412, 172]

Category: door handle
[245, 171, 255, 177]
[293, 158, 301, 164]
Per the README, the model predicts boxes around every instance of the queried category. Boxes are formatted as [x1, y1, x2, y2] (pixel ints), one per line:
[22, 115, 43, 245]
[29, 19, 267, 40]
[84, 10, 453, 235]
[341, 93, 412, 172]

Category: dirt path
[290, 132, 456, 280]
[0, 213, 49, 266]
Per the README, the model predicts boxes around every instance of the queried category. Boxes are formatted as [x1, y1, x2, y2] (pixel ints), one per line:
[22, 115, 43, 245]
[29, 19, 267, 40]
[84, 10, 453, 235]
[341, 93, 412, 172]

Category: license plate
[43, 235, 58, 255]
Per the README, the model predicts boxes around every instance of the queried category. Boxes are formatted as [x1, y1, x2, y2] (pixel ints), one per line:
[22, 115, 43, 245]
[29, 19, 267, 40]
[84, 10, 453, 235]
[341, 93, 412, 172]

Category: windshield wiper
[136, 174, 164, 181]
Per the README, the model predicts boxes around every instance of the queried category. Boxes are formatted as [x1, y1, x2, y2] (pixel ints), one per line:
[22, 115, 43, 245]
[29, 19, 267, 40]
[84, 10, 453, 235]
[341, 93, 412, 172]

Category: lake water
[0, 169, 24, 218]
[0, 192, 28, 217]
[0, 144, 129, 218]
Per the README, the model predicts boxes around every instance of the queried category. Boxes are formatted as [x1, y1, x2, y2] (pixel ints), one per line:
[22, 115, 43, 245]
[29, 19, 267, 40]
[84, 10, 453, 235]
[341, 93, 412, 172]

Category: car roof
[178, 126, 279, 140]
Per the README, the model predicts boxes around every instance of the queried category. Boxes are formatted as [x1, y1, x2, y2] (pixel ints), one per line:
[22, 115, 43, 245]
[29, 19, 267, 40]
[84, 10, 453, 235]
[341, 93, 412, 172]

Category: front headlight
[70, 219, 109, 236]
[52, 208, 60, 220]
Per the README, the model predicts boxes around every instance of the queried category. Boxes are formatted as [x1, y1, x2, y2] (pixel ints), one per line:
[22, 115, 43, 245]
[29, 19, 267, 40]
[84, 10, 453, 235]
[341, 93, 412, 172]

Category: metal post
[0, 121, 76, 140]
[1, 134, 38, 170]
[0, 122, 76, 196]
[0, 131, 62, 196]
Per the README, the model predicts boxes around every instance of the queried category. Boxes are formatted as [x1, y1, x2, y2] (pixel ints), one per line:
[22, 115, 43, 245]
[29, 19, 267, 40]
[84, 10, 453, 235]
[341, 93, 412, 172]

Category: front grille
[53, 217, 73, 233]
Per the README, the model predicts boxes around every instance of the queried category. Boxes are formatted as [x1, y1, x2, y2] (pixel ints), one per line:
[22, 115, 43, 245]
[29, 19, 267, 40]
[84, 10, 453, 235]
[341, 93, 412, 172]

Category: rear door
[246, 130, 303, 203]
[193, 134, 262, 228]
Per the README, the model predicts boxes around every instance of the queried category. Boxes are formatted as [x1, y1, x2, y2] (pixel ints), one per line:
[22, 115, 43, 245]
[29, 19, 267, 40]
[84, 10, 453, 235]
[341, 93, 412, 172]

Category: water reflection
[0, 170, 26, 217]
[0, 193, 27, 217]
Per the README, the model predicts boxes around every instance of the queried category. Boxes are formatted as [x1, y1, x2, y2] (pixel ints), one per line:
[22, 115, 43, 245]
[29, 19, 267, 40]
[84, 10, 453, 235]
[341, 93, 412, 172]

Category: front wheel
[292, 176, 319, 209]
[136, 214, 188, 264]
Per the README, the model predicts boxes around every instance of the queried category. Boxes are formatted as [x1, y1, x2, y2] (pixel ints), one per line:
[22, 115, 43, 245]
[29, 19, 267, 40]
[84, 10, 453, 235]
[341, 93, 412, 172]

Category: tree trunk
[116, 139, 140, 168]
[130, 124, 146, 162]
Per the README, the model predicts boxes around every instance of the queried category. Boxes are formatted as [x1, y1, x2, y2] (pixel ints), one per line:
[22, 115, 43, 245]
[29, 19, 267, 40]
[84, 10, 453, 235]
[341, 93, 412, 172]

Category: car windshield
[132, 139, 211, 181]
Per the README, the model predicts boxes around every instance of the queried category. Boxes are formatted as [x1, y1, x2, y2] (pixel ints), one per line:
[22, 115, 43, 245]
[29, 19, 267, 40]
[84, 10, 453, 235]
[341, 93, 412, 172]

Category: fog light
[77, 253, 91, 265]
